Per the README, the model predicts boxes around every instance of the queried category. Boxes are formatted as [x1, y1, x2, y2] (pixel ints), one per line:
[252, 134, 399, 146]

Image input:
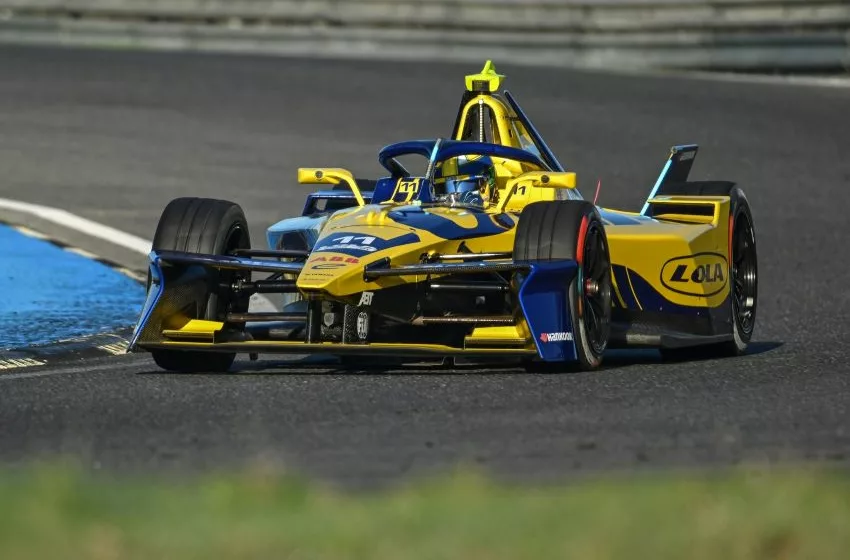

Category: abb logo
[309, 255, 359, 270]
[540, 332, 573, 343]
[310, 255, 359, 264]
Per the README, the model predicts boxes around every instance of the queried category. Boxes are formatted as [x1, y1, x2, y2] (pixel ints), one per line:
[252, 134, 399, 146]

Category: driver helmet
[434, 155, 497, 207]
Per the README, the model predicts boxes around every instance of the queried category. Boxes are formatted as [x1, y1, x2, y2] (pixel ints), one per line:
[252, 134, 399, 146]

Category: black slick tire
[149, 197, 251, 372]
[514, 200, 612, 371]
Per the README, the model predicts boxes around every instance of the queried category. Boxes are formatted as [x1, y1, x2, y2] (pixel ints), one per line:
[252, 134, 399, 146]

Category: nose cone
[297, 225, 423, 295]
[297, 251, 366, 295]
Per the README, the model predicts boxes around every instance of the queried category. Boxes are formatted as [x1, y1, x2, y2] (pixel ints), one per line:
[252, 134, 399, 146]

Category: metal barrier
[0, 1, 848, 70]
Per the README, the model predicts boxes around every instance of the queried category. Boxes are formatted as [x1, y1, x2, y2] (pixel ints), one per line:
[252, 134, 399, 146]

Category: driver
[433, 155, 497, 207]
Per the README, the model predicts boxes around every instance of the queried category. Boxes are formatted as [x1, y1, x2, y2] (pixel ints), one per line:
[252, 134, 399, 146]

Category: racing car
[130, 61, 758, 372]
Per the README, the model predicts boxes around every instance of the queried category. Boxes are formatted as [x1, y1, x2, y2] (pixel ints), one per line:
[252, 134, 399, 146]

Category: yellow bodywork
[603, 198, 731, 309]
[496, 171, 576, 213]
[464, 326, 529, 347]
[296, 204, 519, 296]
[162, 319, 222, 341]
[288, 193, 732, 311]
[138, 60, 737, 360]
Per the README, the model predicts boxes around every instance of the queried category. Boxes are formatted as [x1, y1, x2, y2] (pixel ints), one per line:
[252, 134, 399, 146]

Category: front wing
[129, 250, 582, 362]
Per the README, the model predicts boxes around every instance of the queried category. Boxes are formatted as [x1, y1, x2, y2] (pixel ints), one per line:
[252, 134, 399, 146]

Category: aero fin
[465, 60, 505, 93]
[640, 144, 699, 215]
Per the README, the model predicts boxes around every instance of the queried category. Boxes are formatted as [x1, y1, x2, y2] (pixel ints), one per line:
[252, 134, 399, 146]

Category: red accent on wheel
[575, 214, 589, 317]
[576, 215, 589, 265]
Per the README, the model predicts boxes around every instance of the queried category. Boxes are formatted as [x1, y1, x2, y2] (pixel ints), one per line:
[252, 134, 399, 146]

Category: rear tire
[514, 201, 612, 371]
[656, 182, 758, 360]
[149, 197, 251, 373]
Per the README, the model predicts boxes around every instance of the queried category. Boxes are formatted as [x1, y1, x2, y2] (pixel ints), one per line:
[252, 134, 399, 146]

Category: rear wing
[640, 144, 699, 215]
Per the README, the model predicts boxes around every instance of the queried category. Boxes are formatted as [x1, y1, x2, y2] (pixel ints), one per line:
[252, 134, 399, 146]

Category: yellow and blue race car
[130, 61, 758, 372]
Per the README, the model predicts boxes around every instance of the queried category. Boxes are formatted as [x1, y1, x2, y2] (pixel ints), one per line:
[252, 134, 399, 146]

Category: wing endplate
[517, 261, 580, 362]
[640, 144, 699, 215]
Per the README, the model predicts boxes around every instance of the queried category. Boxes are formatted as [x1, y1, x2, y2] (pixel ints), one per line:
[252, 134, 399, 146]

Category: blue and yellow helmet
[434, 155, 496, 204]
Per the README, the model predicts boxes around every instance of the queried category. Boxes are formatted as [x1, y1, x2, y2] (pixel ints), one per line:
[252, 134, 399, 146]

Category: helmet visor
[445, 175, 485, 195]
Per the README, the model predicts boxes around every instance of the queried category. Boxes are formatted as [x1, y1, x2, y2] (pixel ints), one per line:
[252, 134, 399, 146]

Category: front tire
[514, 200, 612, 371]
[149, 197, 251, 373]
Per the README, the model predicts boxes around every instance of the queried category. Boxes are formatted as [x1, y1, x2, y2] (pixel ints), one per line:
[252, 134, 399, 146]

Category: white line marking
[0, 197, 278, 312]
[0, 197, 151, 254]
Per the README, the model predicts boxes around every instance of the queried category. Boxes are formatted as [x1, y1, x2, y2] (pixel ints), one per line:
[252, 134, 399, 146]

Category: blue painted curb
[0, 222, 146, 351]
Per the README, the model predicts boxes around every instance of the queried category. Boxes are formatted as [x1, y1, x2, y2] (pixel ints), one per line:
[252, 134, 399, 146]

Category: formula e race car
[129, 61, 758, 372]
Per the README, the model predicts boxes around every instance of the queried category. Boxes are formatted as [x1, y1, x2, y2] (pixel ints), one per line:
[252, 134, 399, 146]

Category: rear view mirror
[297, 168, 365, 206]
[525, 171, 576, 189]
[497, 171, 577, 211]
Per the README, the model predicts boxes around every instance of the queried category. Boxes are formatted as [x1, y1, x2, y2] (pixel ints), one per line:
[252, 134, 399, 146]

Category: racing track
[0, 46, 849, 486]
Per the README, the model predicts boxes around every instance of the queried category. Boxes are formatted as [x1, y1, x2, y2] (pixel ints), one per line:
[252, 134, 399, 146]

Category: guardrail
[0, 1, 847, 71]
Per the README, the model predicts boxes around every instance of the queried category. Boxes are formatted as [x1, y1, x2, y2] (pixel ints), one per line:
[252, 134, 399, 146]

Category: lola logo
[669, 264, 724, 283]
[660, 253, 728, 297]
[540, 332, 573, 343]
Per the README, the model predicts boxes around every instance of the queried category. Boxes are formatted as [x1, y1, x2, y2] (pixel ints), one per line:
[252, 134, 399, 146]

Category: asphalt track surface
[1, 46, 849, 486]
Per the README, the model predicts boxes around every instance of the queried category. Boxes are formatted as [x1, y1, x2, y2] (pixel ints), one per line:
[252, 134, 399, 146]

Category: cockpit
[374, 139, 551, 210]
[297, 61, 582, 216]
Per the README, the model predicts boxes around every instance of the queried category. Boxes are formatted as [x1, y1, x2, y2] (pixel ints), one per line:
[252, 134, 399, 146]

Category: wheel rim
[731, 212, 757, 335]
[580, 220, 612, 355]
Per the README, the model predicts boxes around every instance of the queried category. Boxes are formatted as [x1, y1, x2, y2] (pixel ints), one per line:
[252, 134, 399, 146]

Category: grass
[0, 465, 848, 560]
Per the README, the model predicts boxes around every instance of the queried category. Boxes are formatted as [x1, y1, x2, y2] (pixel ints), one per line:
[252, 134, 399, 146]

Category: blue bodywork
[379, 139, 549, 176]
[517, 261, 580, 361]
[387, 205, 516, 239]
[129, 252, 165, 349]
